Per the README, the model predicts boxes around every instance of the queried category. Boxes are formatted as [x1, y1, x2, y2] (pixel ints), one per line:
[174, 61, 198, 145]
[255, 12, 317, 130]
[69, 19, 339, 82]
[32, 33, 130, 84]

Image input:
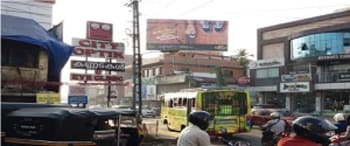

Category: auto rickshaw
[1, 102, 144, 146]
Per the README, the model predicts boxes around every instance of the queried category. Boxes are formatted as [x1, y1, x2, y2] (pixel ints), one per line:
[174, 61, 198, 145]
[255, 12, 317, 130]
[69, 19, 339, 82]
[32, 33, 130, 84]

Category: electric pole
[127, 0, 142, 118]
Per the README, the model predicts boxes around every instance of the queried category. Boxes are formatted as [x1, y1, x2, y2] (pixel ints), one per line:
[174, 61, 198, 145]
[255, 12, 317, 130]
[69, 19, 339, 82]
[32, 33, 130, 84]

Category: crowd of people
[176, 111, 350, 146]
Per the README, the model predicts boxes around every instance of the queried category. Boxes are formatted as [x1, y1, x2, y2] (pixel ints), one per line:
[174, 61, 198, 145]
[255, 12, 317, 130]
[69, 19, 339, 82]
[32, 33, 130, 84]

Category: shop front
[322, 90, 350, 113]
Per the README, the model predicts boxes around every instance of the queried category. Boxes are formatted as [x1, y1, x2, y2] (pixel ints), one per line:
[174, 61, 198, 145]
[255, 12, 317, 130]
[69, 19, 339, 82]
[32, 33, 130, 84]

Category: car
[141, 108, 156, 118]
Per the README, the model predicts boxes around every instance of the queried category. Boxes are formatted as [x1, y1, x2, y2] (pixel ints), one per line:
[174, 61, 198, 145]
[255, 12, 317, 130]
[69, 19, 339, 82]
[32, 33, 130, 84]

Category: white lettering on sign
[71, 60, 125, 71]
[70, 73, 124, 82]
[249, 58, 284, 69]
[72, 38, 125, 51]
[73, 47, 124, 59]
[318, 54, 350, 60]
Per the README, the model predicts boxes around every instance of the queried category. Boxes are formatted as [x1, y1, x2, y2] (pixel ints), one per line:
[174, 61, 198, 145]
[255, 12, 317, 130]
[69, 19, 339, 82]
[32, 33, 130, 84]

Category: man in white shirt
[261, 111, 287, 146]
[177, 111, 212, 146]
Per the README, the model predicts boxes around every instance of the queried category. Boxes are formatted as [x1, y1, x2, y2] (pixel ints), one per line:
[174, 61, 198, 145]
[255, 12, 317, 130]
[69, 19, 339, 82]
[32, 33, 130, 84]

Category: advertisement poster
[146, 19, 228, 51]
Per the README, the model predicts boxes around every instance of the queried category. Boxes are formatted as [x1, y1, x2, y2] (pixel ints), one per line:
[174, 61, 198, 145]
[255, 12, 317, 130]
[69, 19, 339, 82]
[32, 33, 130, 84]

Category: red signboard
[87, 21, 113, 41]
[71, 38, 125, 59]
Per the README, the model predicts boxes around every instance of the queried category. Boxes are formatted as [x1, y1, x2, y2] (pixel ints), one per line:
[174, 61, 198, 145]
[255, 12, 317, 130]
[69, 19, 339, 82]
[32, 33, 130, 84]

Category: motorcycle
[219, 127, 251, 146]
[261, 127, 290, 146]
[329, 132, 350, 146]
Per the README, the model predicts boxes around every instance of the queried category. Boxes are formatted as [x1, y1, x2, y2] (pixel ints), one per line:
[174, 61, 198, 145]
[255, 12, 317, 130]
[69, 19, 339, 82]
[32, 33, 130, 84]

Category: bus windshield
[202, 91, 247, 116]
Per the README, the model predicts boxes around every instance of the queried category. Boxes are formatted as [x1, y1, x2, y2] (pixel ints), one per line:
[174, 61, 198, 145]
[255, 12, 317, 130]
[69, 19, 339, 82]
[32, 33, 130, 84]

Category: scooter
[219, 127, 251, 146]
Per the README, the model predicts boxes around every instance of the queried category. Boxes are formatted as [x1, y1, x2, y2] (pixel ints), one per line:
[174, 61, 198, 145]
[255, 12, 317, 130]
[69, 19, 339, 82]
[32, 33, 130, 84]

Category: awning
[1, 15, 74, 80]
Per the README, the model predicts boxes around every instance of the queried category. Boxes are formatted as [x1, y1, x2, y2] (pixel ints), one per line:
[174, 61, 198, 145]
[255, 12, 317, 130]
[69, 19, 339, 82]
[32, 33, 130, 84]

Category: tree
[215, 66, 225, 86]
[233, 48, 253, 76]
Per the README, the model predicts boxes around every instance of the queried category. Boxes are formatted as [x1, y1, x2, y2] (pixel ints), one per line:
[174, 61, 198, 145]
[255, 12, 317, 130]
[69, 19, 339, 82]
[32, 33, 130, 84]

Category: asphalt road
[142, 118, 263, 146]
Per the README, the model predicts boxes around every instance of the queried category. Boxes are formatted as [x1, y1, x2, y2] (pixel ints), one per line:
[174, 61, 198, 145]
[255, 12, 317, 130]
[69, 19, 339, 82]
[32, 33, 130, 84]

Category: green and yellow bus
[160, 88, 251, 135]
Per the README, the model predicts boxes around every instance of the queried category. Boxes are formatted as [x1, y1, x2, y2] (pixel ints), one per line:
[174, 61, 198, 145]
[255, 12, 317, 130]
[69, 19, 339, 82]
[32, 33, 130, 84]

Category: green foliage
[233, 48, 253, 75]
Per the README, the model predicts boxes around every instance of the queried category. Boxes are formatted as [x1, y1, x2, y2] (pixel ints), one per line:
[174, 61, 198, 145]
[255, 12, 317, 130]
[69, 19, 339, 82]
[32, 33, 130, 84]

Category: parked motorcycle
[219, 127, 251, 146]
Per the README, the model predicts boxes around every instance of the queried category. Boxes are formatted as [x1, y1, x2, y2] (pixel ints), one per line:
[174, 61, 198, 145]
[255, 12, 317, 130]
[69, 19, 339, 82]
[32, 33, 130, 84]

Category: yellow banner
[36, 92, 61, 104]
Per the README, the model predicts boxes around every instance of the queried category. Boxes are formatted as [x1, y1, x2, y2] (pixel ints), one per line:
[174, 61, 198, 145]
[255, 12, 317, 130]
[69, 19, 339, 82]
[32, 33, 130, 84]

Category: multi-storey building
[250, 9, 350, 113]
[1, 0, 55, 29]
[121, 51, 244, 104]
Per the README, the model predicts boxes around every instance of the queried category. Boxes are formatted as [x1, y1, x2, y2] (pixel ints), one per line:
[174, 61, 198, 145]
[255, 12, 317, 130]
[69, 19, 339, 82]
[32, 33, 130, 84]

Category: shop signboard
[146, 19, 228, 51]
[281, 73, 312, 82]
[317, 54, 350, 61]
[72, 38, 125, 59]
[71, 60, 125, 71]
[155, 74, 186, 84]
[68, 96, 88, 104]
[338, 72, 350, 81]
[70, 73, 123, 82]
[36, 92, 60, 104]
[86, 21, 113, 41]
[279, 82, 311, 93]
[249, 58, 284, 69]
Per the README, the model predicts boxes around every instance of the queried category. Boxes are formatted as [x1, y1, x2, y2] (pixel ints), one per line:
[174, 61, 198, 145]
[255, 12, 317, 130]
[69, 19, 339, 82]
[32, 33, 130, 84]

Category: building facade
[250, 10, 350, 114]
[122, 51, 244, 103]
[1, 0, 55, 29]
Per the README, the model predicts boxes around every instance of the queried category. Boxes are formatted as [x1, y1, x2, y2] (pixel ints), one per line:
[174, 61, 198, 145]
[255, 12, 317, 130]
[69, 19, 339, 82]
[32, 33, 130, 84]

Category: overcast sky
[53, 0, 350, 58]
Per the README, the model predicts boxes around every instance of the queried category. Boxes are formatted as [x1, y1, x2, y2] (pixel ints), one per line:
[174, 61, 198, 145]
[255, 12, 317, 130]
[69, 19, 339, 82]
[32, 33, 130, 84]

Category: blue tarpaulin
[1, 15, 74, 80]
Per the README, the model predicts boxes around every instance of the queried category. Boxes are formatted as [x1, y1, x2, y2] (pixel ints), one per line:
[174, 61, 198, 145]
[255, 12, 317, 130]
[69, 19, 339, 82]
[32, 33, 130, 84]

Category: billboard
[87, 21, 113, 41]
[146, 19, 228, 51]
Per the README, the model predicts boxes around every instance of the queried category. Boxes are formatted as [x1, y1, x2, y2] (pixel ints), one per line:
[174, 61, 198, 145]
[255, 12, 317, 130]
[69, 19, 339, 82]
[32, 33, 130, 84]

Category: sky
[52, 0, 350, 59]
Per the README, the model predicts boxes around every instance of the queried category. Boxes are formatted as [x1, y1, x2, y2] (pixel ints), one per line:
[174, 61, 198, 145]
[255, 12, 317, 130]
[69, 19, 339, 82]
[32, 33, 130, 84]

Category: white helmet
[334, 113, 345, 122]
[270, 112, 281, 119]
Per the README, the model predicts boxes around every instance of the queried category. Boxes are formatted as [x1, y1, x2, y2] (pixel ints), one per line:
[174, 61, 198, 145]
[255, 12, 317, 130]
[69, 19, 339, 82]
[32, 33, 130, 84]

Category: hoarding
[146, 19, 228, 51]
[36, 92, 60, 104]
[71, 38, 124, 59]
[280, 82, 311, 93]
[87, 21, 113, 41]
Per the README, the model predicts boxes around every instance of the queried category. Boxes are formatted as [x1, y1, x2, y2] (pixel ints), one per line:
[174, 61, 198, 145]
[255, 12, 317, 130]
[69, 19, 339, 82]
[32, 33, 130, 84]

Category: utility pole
[127, 0, 142, 118]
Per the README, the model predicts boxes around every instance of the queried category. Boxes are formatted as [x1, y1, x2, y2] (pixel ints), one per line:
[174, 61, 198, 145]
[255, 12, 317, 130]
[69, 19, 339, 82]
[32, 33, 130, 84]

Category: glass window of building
[256, 68, 279, 79]
[290, 32, 350, 60]
[256, 69, 268, 79]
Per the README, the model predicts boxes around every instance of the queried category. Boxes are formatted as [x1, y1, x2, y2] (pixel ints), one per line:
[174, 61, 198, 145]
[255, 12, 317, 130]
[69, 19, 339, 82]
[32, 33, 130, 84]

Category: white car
[141, 108, 156, 118]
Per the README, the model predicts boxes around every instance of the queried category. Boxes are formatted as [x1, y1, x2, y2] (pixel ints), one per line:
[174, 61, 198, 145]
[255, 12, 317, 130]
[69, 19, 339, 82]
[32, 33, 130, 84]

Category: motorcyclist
[260, 111, 287, 146]
[330, 114, 350, 145]
[333, 113, 347, 134]
[177, 111, 212, 146]
[278, 116, 338, 146]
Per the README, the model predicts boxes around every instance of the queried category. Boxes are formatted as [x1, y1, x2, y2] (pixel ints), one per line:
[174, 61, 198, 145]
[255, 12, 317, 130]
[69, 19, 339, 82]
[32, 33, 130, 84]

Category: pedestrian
[278, 116, 337, 146]
[177, 111, 212, 146]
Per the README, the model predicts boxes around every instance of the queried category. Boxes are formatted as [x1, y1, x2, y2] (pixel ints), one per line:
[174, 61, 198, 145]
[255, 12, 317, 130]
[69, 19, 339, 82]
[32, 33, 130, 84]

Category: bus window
[191, 99, 195, 107]
[169, 99, 173, 108]
[235, 92, 248, 115]
[183, 98, 187, 106]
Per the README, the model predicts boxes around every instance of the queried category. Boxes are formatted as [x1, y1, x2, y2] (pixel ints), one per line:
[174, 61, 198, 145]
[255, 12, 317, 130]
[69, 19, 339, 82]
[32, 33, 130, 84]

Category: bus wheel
[163, 119, 168, 125]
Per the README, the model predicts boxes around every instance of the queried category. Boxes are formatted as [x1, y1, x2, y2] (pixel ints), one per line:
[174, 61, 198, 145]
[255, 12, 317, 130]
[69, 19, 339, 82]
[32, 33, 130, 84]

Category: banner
[147, 19, 228, 51]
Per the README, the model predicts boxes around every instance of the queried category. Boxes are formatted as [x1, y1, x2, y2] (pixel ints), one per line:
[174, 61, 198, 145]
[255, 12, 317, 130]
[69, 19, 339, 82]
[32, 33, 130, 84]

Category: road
[142, 118, 263, 146]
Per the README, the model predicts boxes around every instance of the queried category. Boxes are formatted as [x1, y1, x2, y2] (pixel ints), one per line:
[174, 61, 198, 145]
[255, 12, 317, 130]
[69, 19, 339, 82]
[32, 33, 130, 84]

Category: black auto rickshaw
[1, 102, 143, 146]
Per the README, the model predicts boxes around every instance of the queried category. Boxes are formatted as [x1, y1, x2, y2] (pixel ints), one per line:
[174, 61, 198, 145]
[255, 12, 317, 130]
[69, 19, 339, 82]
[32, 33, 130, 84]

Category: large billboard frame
[146, 19, 228, 51]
